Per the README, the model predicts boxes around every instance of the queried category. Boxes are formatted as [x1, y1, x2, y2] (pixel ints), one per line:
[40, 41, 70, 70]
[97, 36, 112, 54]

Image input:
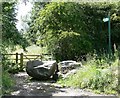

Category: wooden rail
[2, 53, 52, 67]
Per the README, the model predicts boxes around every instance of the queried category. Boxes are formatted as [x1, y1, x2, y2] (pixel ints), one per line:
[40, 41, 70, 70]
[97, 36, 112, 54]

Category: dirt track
[7, 72, 118, 97]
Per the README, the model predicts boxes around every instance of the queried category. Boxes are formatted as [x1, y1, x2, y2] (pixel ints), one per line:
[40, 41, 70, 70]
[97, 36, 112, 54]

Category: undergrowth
[2, 59, 15, 95]
[2, 71, 14, 94]
[57, 54, 119, 95]
[1, 46, 15, 95]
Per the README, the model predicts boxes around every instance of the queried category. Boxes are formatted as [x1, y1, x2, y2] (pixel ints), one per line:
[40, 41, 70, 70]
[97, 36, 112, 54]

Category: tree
[2, 2, 29, 51]
[28, 2, 120, 61]
[26, 2, 49, 44]
[29, 2, 93, 61]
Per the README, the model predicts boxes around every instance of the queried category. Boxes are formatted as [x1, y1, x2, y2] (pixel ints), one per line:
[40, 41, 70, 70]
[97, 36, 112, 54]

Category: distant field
[10, 45, 52, 64]
[13, 45, 48, 55]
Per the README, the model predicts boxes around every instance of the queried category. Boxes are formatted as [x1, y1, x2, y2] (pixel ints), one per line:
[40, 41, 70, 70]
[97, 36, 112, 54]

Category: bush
[52, 31, 92, 61]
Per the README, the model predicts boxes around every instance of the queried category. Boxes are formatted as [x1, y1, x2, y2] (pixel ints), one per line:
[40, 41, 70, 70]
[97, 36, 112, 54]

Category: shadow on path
[8, 72, 64, 96]
[2, 72, 118, 98]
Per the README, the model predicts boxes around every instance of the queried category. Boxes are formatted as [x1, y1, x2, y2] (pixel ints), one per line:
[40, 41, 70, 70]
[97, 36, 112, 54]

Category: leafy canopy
[2, 2, 29, 51]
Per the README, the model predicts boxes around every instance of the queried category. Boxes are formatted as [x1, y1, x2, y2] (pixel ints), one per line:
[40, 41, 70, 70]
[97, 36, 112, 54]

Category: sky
[16, 0, 33, 31]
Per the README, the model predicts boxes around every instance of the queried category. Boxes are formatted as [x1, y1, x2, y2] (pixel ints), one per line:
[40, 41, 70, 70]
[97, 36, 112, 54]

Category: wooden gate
[2, 53, 52, 67]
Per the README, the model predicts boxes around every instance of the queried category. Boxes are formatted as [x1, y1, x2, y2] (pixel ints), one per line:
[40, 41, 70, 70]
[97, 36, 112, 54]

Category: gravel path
[8, 72, 118, 97]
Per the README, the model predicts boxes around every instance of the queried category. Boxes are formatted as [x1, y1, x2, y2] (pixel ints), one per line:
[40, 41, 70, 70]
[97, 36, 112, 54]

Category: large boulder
[26, 60, 59, 80]
[58, 60, 82, 74]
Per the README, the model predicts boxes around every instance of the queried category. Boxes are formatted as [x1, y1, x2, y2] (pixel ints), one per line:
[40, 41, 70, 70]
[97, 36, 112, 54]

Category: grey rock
[58, 60, 82, 74]
[26, 60, 58, 79]
[60, 68, 81, 79]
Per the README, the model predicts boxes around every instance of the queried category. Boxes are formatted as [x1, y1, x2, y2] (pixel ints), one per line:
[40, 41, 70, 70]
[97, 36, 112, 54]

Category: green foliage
[2, 2, 29, 50]
[2, 57, 14, 94]
[28, 2, 120, 61]
[38, 2, 85, 33]
[52, 31, 92, 61]
[8, 63, 24, 74]
[1, 0, 30, 75]
[2, 71, 14, 94]
[26, 2, 49, 44]
[2, 55, 15, 94]
[2, 54, 24, 74]
[29, 2, 93, 60]
[79, 2, 120, 54]
[57, 56, 118, 94]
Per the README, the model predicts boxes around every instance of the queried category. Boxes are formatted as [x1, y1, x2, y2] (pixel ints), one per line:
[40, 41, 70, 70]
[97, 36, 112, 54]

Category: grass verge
[57, 56, 118, 95]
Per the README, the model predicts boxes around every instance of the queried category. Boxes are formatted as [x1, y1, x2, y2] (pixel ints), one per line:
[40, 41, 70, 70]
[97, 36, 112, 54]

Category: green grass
[13, 45, 48, 55]
[57, 56, 119, 95]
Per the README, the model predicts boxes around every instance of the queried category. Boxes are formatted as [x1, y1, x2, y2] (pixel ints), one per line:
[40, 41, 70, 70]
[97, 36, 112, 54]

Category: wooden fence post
[16, 53, 18, 64]
[20, 53, 23, 68]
